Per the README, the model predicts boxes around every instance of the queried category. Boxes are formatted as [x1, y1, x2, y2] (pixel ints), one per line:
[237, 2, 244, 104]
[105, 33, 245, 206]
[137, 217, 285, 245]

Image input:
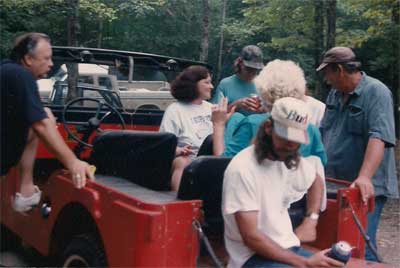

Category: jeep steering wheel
[62, 97, 126, 148]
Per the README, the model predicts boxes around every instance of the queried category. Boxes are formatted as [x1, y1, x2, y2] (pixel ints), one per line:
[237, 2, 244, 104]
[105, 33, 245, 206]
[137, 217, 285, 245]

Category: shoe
[13, 186, 42, 212]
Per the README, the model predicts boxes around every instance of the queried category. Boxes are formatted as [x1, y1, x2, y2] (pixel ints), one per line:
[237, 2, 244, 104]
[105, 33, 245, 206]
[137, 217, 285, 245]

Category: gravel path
[377, 198, 400, 267]
[377, 141, 400, 267]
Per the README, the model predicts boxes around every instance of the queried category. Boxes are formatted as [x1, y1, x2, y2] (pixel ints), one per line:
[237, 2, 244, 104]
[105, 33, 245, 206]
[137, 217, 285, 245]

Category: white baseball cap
[271, 97, 310, 144]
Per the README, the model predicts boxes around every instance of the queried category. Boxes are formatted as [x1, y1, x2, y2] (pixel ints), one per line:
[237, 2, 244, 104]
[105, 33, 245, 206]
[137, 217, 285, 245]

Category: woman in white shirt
[160, 65, 232, 191]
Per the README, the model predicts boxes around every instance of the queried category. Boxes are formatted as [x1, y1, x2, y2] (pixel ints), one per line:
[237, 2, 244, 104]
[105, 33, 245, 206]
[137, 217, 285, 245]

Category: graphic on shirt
[191, 114, 212, 140]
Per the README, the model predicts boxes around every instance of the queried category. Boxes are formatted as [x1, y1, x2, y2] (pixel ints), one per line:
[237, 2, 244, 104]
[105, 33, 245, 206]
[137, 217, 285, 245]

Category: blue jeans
[365, 196, 387, 262]
[243, 247, 313, 268]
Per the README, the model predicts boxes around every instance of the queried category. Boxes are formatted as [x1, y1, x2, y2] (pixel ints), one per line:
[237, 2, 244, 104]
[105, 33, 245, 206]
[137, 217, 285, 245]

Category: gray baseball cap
[240, 45, 264, 70]
[316, 47, 359, 72]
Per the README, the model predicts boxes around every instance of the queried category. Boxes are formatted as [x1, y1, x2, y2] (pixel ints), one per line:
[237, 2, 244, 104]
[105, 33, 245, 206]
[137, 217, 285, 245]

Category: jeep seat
[178, 156, 232, 234]
[90, 131, 177, 191]
[197, 134, 213, 156]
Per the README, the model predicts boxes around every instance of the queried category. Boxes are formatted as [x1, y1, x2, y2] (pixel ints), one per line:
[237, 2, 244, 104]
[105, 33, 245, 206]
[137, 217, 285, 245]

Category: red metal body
[1, 169, 201, 267]
[1, 121, 202, 267]
[310, 185, 370, 258]
[0, 120, 393, 267]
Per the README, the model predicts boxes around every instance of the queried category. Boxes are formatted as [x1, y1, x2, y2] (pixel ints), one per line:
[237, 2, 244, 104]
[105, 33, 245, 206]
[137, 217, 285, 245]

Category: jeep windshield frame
[50, 46, 212, 82]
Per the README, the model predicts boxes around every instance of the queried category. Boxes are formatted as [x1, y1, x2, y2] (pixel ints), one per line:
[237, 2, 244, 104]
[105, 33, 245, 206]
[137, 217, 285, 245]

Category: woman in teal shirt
[221, 59, 327, 165]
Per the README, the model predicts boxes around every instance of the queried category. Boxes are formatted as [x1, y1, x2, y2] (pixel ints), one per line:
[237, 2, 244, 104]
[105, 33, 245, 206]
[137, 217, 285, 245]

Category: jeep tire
[62, 233, 107, 268]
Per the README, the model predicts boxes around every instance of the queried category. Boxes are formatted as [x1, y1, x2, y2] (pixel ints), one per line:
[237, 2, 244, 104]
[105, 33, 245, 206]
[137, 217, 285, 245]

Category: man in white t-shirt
[222, 97, 344, 268]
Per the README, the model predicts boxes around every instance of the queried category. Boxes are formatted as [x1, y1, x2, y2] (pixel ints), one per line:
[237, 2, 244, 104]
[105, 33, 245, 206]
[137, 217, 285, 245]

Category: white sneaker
[13, 186, 42, 212]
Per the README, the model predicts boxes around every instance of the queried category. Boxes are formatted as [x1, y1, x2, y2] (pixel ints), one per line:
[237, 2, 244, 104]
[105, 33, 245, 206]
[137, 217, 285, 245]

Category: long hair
[254, 119, 300, 169]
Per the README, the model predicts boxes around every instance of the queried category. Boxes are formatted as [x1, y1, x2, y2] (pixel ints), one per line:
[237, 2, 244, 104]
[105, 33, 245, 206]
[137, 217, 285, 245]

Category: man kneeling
[222, 97, 344, 268]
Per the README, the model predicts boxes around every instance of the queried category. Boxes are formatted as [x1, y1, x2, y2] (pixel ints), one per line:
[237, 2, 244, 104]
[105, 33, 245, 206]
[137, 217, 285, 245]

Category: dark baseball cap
[316, 47, 359, 72]
[240, 45, 264, 70]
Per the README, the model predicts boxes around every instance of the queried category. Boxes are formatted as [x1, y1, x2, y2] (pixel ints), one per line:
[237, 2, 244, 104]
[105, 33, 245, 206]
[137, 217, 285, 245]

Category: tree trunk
[326, 0, 336, 49]
[97, 19, 103, 48]
[313, 0, 325, 100]
[66, 0, 80, 103]
[392, 0, 399, 138]
[199, 0, 209, 62]
[216, 0, 227, 82]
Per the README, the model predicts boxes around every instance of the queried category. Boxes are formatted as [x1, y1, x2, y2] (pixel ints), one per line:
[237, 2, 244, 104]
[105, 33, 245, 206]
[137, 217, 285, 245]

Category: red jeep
[0, 47, 393, 268]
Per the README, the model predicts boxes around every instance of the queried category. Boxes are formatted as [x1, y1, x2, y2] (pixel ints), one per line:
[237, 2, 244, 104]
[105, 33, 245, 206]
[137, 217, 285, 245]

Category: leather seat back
[178, 156, 232, 233]
[90, 131, 177, 191]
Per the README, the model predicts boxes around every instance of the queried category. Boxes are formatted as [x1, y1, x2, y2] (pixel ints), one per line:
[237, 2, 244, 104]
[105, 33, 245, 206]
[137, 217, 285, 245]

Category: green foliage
[101, 0, 203, 60]
[0, 0, 398, 96]
[116, 0, 165, 17]
[80, 0, 117, 21]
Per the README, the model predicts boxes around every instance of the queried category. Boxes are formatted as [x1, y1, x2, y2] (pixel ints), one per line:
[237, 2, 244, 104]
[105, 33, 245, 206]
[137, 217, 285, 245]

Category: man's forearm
[306, 174, 324, 214]
[358, 138, 384, 179]
[294, 174, 324, 242]
[243, 229, 307, 266]
[236, 212, 308, 267]
[32, 118, 76, 169]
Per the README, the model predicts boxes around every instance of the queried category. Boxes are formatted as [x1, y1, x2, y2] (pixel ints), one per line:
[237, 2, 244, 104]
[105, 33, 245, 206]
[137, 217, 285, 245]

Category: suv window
[78, 75, 94, 84]
[99, 76, 113, 90]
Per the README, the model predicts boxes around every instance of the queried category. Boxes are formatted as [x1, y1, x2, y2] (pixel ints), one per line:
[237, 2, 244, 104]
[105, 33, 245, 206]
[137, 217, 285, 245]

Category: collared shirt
[320, 72, 398, 198]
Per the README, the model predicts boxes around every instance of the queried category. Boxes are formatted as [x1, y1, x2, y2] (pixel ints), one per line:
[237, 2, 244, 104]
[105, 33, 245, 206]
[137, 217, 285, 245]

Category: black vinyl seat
[90, 131, 177, 191]
[197, 134, 213, 156]
[178, 156, 232, 234]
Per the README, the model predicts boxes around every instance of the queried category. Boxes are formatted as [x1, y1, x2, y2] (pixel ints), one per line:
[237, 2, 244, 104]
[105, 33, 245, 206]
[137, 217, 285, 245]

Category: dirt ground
[377, 141, 400, 267]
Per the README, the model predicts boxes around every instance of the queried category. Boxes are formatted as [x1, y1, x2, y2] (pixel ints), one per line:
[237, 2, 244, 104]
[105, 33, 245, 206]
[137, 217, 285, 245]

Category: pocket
[347, 105, 364, 135]
[320, 104, 337, 130]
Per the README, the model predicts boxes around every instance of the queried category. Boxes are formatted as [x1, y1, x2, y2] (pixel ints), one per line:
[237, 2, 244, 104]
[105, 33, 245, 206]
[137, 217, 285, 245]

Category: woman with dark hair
[160, 65, 232, 191]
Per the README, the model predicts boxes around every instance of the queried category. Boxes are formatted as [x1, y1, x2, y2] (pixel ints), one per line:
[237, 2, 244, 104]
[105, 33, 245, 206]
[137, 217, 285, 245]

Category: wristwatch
[306, 212, 319, 221]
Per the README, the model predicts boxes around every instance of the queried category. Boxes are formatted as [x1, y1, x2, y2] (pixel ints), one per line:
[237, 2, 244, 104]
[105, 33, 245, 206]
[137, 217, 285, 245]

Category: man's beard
[254, 125, 300, 170]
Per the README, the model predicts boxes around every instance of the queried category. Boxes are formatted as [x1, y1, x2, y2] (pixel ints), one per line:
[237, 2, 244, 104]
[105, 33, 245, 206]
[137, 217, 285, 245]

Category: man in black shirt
[1, 32, 94, 212]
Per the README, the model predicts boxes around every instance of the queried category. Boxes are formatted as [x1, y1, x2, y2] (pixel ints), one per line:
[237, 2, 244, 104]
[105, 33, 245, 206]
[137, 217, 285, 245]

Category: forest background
[0, 0, 399, 136]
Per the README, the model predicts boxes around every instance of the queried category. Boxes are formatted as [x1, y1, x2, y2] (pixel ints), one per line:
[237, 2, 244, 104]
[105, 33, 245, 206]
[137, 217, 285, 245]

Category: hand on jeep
[305, 249, 345, 268]
[350, 175, 374, 204]
[295, 217, 318, 243]
[68, 159, 95, 189]
[176, 145, 193, 157]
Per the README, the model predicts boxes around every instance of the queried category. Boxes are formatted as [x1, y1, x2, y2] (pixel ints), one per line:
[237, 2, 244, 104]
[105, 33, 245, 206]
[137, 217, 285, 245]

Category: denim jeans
[365, 195, 387, 262]
[243, 247, 313, 268]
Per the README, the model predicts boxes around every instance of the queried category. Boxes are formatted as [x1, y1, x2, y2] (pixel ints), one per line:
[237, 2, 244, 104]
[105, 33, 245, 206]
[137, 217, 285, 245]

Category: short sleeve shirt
[222, 146, 319, 268]
[0, 60, 47, 175]
[211, 74, 258, 115]
[320, 72, 398, 198]
[159, 101, 213, 156]
[223, 113, 327, 166]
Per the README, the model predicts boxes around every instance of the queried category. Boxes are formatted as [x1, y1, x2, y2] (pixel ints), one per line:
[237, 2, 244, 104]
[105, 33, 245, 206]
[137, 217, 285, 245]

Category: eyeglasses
[243, 65, 261, 75]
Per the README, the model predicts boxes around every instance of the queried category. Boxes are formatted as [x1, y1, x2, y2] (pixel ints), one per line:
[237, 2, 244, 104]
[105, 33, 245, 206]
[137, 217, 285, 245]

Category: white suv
[39, 64, 175, 111]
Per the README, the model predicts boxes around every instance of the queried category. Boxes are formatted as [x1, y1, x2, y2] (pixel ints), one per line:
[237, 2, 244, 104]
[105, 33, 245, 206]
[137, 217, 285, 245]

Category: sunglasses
[243, 65, 261, 75]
